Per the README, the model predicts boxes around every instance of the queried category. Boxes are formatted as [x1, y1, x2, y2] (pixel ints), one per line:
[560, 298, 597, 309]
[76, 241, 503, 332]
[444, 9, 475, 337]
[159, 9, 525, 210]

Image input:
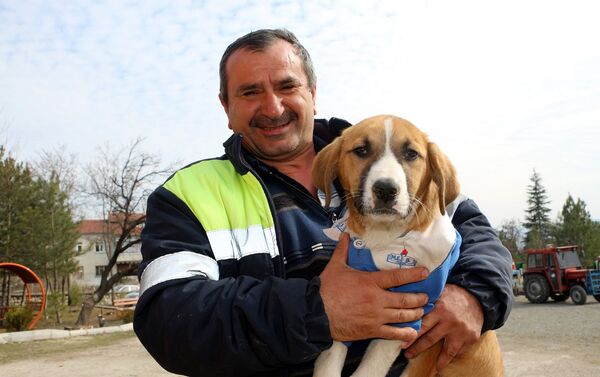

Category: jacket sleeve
[133, 187, 331, 377]
[446, 197, 513, 332]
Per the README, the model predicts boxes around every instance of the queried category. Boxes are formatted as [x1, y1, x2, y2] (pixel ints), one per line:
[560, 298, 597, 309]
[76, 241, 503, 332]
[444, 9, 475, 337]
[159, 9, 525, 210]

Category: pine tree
[1, 147, 79, 312]
[523, 170, 552, 249]
[0, 147, 38, 309]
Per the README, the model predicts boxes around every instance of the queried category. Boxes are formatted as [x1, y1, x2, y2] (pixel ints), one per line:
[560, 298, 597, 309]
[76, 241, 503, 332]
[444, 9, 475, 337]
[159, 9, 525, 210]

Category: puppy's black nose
[372, 179, 398, 203]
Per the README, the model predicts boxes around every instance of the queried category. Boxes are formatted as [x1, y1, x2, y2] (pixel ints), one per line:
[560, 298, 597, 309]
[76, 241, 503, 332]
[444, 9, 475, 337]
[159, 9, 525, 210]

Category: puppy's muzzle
[372, 179, 399, 209]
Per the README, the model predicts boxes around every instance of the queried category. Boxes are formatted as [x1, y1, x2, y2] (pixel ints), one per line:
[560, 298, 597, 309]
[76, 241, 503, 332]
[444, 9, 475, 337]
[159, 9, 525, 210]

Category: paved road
[497, 295, 600, 377]
[1, 296, 599, 376]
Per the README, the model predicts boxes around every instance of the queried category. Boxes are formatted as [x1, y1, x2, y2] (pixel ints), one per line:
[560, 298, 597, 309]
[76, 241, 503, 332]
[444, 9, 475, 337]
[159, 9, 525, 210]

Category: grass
[0, 305, 131, 333]
[0, 330, 136, 364]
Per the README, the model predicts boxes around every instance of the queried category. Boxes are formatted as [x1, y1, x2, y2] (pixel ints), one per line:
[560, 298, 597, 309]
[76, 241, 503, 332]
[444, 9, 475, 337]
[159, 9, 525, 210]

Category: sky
[1, 0, 599, 227]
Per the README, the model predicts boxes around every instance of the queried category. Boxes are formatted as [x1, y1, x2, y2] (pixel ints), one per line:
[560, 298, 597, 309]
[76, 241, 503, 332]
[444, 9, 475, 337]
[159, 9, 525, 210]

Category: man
[134, 29, 513, 377]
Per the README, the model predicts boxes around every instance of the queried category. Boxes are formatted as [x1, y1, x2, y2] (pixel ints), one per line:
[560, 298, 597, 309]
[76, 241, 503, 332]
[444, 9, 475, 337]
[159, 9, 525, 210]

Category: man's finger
[375, 267, 428, 289]
[436, 339, 462, 372]
[404, 323, 442, 359]
[382, 290, 428, 310]
[381, 307, 424, 325]
[416, 307, 439, 336]
[376, 325, 419, 344]
[329, 232, 350, 263]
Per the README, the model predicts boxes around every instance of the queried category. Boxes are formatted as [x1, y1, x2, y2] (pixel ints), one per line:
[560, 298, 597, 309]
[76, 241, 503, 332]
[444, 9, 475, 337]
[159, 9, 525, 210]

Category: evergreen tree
[29, 175, 80, 292]
[554, 195, 599, 266]
[0, 147, 37, 265]
[523, 170, 552, 248]
[0, 147, 38, 309]
[1, 147, 79, 311]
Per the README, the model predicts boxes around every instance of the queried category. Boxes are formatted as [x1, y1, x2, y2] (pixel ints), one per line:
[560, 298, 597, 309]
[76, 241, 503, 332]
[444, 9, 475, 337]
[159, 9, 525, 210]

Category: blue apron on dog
[322, 211, 461, 341]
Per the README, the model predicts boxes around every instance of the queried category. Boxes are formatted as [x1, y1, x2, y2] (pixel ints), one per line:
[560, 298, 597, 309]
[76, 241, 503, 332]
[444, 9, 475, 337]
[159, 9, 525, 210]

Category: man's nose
[261, 91, 285, 118]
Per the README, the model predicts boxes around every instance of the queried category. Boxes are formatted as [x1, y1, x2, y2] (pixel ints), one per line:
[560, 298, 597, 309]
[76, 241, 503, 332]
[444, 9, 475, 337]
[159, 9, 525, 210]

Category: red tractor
[523, 245, 600, 305]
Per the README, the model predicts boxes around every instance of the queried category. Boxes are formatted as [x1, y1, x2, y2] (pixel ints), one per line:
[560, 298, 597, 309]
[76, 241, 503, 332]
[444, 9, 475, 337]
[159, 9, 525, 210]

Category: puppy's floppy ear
[312, 138, 342, 208]
[427, 142, 460, 215]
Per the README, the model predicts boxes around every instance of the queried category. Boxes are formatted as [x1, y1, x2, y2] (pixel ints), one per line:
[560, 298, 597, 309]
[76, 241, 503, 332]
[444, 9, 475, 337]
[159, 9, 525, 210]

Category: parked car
[114, 284, 139, 293]
[124, 291, 139, 299]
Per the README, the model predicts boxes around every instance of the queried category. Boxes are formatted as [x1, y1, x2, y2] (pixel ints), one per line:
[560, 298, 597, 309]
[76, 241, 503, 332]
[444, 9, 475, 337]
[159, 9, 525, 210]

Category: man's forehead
[226, 42, 305, 81]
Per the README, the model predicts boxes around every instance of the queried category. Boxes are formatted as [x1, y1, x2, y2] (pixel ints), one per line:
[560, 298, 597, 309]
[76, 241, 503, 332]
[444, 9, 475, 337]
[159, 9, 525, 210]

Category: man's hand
[319, 233, 429, 344]
[404, 284, 484, 372]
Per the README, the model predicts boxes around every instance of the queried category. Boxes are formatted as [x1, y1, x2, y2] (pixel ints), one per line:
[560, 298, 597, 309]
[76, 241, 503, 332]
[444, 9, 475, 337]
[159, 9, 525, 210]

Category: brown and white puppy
[311, 115, 503, 377]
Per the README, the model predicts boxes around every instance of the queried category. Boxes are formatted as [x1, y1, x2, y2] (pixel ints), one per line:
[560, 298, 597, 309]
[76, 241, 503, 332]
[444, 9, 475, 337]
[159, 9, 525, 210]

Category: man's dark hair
[219, 28, 316, 104]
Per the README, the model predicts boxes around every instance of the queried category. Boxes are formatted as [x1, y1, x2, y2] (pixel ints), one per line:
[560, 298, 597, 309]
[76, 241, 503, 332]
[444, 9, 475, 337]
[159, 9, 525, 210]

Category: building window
[95, 242, 104, 253]
[76, 242, 83, 254]
[95, 266, 106, 276]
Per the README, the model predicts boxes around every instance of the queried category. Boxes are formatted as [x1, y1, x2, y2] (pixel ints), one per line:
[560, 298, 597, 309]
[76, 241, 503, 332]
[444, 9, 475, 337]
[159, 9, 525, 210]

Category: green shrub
[68, 284, 84, 307]
[5, 305, 34, 331]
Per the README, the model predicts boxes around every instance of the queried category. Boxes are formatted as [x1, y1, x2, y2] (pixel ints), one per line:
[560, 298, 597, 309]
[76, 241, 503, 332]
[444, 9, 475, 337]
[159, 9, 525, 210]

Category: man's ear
[427, 142, 460, 215]
[311, 86, 317, 115]
[312, 137, 342, 208]
[218, 94, 232, 130]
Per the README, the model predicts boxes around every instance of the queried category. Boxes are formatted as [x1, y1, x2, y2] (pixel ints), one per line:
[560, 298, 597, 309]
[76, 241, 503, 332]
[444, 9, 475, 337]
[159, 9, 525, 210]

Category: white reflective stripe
[207, 224, 279, 261]
[445, 193, 468, 220]
[139, 251, 219, 296]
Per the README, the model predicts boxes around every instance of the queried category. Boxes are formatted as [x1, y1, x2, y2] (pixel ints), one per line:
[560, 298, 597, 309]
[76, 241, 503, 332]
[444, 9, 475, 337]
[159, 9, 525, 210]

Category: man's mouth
[251, 111, 297, 130]
[255, 121, 291, 130]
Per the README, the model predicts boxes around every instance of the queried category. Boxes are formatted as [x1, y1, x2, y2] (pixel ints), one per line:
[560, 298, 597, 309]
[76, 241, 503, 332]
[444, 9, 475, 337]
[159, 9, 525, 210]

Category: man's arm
[405, 197, 513, 370]
[134, 187, 331, 376]
[448, 197, 513, 331]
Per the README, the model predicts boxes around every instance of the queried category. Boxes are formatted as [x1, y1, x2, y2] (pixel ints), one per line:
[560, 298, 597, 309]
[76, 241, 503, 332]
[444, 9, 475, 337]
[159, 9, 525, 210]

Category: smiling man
[134, 29, 513, 377]
[219, 38, 318, 194]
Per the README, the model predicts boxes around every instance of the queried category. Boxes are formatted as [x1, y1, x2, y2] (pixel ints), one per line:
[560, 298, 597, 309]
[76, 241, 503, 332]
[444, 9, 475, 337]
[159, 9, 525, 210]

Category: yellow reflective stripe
[163, 159, 279, 259]
[164, 160, 273, 231]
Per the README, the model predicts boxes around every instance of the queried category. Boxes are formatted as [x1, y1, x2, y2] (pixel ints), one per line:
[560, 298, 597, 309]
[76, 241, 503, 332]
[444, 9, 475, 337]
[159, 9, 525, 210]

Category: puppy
[311, 115, 503, 377]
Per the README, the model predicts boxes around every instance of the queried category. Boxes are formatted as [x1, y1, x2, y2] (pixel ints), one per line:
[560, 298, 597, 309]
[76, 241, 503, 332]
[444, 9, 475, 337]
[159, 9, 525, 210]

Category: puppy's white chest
[329, 213, 457, 272]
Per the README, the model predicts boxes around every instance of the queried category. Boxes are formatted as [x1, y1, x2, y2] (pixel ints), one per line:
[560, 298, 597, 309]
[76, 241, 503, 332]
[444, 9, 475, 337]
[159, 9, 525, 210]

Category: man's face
[220, 40, 317, 162]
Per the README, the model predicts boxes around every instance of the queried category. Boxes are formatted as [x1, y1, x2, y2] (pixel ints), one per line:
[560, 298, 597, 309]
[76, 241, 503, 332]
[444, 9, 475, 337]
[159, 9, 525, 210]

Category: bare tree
[75, 138, 174, 326]
[33, 146, 79, 208]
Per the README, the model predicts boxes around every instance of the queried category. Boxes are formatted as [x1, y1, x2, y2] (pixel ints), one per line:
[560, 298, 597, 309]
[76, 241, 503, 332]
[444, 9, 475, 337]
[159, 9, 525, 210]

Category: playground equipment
[0, 262, 46, 329]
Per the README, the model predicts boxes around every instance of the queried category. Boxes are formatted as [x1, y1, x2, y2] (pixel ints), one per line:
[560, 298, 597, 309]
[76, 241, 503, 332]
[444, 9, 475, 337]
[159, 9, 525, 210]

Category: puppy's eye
[404, 149, 419, 161]
[353, 146, 369, 157]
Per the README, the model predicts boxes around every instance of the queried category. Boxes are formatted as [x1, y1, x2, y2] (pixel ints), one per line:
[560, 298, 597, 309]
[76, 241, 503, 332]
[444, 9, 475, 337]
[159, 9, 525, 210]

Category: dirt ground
[0, 296, 599, 376]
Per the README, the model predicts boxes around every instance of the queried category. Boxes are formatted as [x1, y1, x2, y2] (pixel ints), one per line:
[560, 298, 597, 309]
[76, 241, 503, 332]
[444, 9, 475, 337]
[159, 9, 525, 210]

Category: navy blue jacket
[134, 118, 513, 377]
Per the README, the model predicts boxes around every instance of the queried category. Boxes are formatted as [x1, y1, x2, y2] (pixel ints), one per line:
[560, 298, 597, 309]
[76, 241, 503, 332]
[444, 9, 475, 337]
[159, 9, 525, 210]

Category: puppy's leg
[313, 341, 348, 377]
[351, 339, 403, 377]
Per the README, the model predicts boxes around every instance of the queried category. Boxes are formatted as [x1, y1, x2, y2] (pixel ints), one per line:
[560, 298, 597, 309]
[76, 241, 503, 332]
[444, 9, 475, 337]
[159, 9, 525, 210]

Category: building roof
[77, 213, 144, 236]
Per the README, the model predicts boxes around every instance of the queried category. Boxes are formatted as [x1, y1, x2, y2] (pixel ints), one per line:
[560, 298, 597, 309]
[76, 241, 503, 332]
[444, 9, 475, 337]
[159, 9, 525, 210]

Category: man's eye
[404, 149, 419, 161]
[280, 84, 296, 93]
[241, 90, 258, 97]
[353, 146, 369, 157]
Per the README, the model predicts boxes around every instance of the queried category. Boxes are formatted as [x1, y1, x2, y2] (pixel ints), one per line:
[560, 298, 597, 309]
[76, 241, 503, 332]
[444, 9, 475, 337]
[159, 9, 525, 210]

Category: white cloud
[1, 0, 599, 225]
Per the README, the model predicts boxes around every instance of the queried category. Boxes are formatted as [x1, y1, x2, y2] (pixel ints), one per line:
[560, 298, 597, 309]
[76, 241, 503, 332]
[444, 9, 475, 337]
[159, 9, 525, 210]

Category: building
[72, 213, 143, 288]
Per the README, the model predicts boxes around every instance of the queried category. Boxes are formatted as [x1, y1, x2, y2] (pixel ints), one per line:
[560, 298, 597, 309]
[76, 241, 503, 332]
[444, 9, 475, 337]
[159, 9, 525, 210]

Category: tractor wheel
[551, 293, 569, 302]
[570, 285, 587, 305]
[524, 275, 550, 303]
[594, 295, 600, 303]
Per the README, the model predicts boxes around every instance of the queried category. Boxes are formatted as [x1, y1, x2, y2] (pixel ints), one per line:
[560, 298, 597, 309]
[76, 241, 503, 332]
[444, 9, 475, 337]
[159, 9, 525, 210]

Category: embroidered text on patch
[386, 252, 417, 267]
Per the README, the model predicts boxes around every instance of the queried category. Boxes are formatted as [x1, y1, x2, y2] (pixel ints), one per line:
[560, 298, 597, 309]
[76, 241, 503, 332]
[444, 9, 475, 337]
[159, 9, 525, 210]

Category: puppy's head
[313, 115, 459, 234]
